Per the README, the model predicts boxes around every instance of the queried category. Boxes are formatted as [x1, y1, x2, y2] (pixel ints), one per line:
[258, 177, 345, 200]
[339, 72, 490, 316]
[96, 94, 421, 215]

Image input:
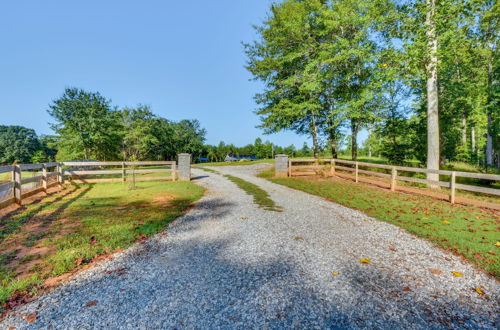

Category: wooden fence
[0, 161, 177, 209]
[288, 158, 500, 205]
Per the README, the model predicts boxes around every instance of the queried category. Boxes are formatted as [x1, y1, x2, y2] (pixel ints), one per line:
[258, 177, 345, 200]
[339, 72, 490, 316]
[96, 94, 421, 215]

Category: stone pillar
[275, 154, 289, 177]
[177, 153, 191, 181]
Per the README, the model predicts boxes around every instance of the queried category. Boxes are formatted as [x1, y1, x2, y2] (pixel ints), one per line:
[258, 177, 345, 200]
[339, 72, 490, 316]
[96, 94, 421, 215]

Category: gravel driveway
[1, 164, 498, 329]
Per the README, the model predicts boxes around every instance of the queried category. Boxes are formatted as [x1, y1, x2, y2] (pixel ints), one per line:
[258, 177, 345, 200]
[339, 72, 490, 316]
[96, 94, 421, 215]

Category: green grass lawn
[259, 168, 499, 277]
[0, 180, 204, 308]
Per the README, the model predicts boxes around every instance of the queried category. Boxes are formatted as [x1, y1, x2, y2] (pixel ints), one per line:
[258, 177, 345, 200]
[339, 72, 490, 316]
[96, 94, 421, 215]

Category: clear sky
[0, 0, 366, 149]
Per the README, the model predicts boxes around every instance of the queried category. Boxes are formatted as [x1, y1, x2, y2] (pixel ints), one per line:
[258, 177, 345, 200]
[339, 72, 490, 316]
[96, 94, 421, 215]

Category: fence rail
[288, 158, 500, 206]
[0, 160, 178, 210]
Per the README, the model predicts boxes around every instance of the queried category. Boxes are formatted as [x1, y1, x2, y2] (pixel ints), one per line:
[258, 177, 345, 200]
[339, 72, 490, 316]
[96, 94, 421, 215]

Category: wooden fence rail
[0, 161, 178, 210]
[288, 158, 500, 206]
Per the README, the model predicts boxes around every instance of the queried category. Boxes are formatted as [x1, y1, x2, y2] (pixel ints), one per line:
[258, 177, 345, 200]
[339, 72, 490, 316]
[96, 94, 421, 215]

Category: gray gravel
[1, 164, 499, 329]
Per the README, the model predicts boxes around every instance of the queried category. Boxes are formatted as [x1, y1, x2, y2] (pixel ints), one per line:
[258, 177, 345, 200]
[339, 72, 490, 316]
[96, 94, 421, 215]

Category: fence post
[172, 163, 177, 181]
[390, 166, 397, 192]
[275, 154, 289, 177]
[177, 153, 191, 181]
[122, 162, 126, 182]
[330, 159, 335, 176]
[42, 164, 48, 193]
[355, 162, 359, 183]
[450, 171, 456, 204]
[57, 163, 63, 185]
[13, 165, 22, 205]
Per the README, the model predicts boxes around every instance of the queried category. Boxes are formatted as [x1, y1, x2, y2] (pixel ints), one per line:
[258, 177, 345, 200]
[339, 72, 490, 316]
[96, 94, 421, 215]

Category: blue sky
[0, 0, 366, 149]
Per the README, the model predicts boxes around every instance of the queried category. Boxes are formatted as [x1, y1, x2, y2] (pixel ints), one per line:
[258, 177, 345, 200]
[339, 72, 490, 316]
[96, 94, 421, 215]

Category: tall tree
[424, 0, 440, 185]
[245, 0, 326, 158]
[48, 88, 121, 160]
[120, 105, 166, 161]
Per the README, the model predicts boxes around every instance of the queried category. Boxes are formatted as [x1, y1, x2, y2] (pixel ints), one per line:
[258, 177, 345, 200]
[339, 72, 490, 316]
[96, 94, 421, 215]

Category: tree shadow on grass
[0, 185, 93, 243]
[4, 196, 497, 329]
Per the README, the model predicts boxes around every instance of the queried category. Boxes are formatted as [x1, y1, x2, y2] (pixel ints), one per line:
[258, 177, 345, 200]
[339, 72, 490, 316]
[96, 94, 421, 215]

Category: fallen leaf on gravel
[451, 271, 463, 277]
[104, 267, 127, 275]
[359, 258, 370, 264]
[241, 217, 247, 220]
[402, 287, 411, 291]
[8, 326, 16, 330]
[24, 312, 37, 323]
[294, 236, 303, 241]
[331, 271, 339, 275]
[429, 268, 442, 275]
[85, 300, 98, 307]
[474, 288, 485, 295]
[388, 247, 397, 252]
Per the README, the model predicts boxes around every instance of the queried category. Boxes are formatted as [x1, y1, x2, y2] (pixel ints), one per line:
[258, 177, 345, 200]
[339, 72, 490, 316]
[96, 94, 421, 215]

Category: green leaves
[48, 87, 121, 160]
[0, 125, 41, 163]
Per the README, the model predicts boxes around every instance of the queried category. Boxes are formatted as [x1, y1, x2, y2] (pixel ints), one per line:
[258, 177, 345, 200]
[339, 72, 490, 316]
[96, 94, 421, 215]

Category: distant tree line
[2, 87, 314, 164]
[245, 0, 499, 173]
[200, 138, 314, 162]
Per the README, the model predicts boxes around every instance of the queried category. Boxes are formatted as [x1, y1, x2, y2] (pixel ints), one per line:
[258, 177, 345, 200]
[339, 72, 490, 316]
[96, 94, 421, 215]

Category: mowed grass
[259, 168, 500, 277]
[198, 167, 282, 212]
[224, 174, 282, 212]
[0, 181, 204, 308]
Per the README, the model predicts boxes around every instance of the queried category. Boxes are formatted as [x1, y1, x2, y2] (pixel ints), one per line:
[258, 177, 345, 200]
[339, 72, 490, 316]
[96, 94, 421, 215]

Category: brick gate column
[274, 154, 289, 177]
[177, 153, 191, 181]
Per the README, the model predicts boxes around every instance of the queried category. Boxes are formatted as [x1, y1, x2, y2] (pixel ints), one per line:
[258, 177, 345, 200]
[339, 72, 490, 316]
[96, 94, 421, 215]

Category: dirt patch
[151, 194, 176, 207]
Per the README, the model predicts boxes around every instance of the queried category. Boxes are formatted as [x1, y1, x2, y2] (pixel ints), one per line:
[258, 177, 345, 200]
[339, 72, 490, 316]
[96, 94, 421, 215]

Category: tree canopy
[246, 0, 499, 169]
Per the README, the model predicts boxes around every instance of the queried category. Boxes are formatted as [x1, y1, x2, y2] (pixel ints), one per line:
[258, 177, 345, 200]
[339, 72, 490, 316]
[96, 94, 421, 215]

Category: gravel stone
[1, 164, 498, 329]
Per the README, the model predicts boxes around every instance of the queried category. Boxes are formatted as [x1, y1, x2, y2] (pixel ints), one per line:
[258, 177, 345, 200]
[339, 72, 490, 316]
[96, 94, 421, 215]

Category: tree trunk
[425, 0, 440, 188]
[311, 113, 319, 159]
[351, 119, 359, 161]
[327, 126, 338, 159]
[486, 113, 493, 167]
[486, 59, 494, 168]
[330, 139, 338, 159]
[461, 110, 467, 145]
[471, 125, 476, 154]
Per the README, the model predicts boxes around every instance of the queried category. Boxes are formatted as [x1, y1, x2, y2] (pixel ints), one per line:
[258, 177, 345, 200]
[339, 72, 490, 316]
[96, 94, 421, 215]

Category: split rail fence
[288, 158, 500, 205]
[0, 161, 177, 209]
